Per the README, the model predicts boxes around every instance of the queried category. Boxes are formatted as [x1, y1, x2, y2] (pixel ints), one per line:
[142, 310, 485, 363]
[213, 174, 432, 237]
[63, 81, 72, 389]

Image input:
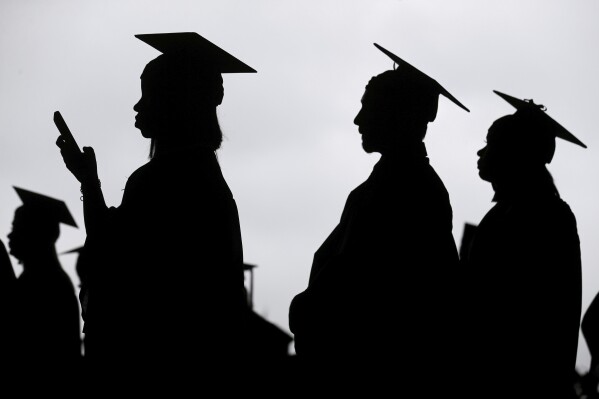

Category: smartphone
[53, 111, 82, 154]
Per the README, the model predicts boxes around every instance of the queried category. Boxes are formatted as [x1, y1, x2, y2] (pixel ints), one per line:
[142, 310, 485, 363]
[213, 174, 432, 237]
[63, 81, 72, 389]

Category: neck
[491, 167, 558, 201]
[380, 141, 427, 159]
[152, 139, 192, 158]
[21, 245, 60, 272]
[151, 134, 212, 159]
[150, 118, 220, 159]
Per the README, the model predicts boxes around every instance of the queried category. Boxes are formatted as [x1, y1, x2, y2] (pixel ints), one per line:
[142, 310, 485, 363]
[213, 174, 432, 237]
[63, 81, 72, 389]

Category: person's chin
[135, 119, 145, 131]
[478, 168, 492, 182]
[361, 142, 374, 153]
[8, 246, 20, 261]
[361, 137, 377, 153]
[136, 125, 152, 138]
[362, 140, 380, 154]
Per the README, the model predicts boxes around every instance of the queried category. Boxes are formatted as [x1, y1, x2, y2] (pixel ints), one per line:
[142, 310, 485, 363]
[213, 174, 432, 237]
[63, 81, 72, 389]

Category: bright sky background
[1, 0, 598, 373]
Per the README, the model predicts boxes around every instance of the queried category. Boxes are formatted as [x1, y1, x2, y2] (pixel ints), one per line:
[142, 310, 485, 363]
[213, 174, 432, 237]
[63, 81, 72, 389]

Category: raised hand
[56, 138, 99, 185]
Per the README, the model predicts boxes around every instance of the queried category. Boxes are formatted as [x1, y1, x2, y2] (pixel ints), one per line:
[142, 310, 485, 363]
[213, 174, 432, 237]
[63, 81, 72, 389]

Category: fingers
[82, 146, 95, 155]
[82, 146, 97, 163]
[56, 136, 65, 148]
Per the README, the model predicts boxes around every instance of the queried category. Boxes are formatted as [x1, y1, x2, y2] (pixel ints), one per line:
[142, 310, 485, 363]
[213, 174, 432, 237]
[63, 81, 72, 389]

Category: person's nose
[477, 145, 487, 157]
[354, 109, 362, 127]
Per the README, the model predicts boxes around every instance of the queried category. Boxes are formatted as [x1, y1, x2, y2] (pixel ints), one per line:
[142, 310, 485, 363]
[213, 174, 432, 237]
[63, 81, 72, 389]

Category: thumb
[82, 146, 96, 162]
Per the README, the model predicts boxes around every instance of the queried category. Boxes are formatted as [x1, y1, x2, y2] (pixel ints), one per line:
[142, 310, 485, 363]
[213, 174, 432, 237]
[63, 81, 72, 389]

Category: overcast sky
[1, 0, 598, 372]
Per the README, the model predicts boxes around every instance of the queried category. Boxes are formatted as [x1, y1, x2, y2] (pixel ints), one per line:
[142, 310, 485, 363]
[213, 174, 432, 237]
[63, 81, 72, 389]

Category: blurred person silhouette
[465, 91, 584, 399]
[4, 187, 82, 390]
[289, 43, 469, 394]
[55, 32, 253, 392]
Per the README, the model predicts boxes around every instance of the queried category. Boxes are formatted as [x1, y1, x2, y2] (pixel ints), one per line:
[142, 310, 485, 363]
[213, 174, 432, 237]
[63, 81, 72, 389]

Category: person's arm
[79, 174, 108, 237]
[55, 138, 108, 235]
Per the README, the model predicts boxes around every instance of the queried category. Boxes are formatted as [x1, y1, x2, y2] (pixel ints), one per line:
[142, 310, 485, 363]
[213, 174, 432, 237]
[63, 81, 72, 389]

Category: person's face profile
[134, 75, 182, 140]
[477, 122, 522, 183]
[476, 135, 494, 183]
[354, 87, 398, 154]
[7, 208, 28, 262]
[134, 75, 162, 139]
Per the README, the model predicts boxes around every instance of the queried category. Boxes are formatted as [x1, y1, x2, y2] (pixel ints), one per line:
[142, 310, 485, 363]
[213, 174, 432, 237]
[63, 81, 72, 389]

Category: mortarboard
[493, 90, 586, 149]
[61, 245, 84, 255]
[374, 43, 470, 113]
[135, 32, 256, 74]
[243, 263, 257, 271]
[14, 187, 78, 228]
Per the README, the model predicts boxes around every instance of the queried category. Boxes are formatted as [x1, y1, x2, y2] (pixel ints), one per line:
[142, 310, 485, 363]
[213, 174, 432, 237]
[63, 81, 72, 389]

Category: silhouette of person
[289, 43, 469, 393]
[55, 32, 254, 392]
[4, 187, 82, 389]
[465, 91, 584, 399]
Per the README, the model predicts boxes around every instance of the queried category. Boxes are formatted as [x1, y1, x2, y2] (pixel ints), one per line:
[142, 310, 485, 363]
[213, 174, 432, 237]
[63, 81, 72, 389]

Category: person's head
[354, 43, 469, 155]
[134, 51, 224, 154]
[133, 32, 256, 157]
[477, 91, 586, 186]
[8, 206, 60, 263]
[7, 187, 77, 264]
[477, 112, 554, 184]
[354, 70, 438, 154]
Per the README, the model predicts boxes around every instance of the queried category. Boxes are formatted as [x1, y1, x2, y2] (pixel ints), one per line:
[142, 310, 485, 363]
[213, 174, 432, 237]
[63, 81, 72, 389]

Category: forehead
[363, 70, 438, 104]
[486, 114, 555, 157]
[12, 206, 36, 229]
[141, 53, 223, 87]
[486, 123, 525, 154]
[361, 79, 401, 106]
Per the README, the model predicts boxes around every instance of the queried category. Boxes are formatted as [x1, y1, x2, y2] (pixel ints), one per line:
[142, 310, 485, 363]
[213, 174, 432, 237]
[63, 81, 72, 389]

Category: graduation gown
[9, 263, 82, 370]
[83, 146, 245, 384]
[289, 143, 459, 388]
[465, 184, 582, 398]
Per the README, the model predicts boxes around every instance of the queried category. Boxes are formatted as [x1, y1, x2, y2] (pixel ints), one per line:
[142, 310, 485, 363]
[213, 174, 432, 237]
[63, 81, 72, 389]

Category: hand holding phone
[54, 110, 98, 185]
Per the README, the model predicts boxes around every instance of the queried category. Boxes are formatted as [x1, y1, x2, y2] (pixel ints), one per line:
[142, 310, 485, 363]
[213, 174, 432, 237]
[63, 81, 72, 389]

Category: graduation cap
[373, 43, 470, 114]
[135, 32, 256, 73]
[60, 245, 84, 255]
[243, 263, 257, 271]
[14, 187, 78, 228]
[493, 90, 587, 149]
